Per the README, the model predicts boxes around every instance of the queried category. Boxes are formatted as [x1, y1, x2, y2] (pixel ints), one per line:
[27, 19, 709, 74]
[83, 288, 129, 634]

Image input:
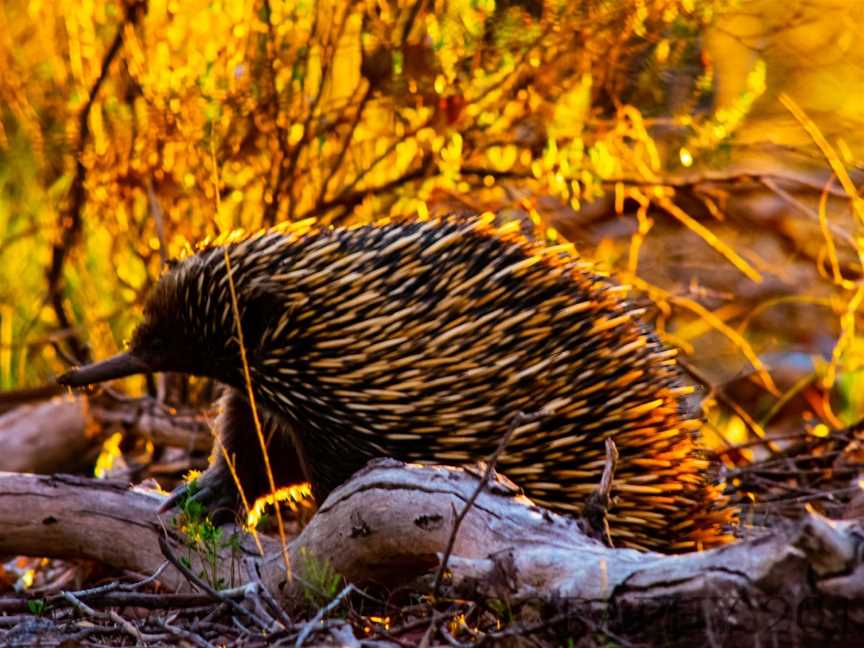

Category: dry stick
[313, 82, 374, 215]
[760, 176, 855, 248]
[48, 561, 170, 602]
[0, 593, 214, 613]
[285, 3, 351, 221]
[369, 616, 431, 647]
[146, 178, 168, 267]
[418, 612, 442, 648]
[157, 618, 217, 648]
[260, 0, 293, 227]
[580, 438, 619, 547]
[440, 622, 470, 648]
[432, 409, 549, 597]
[482, 611, 636, 648]
[126, 561, 170, 589]
[146, 178, 172, 402]
[258, 0, 327, 226]
[0, 384, 65, 410]
[244, 587, 281, 634]
[247, 575, 294, 631]
[0, 224, 40, 257]
[303, 147, 433, 223]
[271, 1, 322, 222]
[399, 0, 427, 44]
[313, 0, 424, 216]
[599, 439, 618, 500]
[157, 535, 271, 632]
[293, 584, 355, 648]
[61, 591, 162, 644]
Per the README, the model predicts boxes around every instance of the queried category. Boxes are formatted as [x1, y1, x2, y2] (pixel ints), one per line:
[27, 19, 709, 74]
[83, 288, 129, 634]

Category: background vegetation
[1, 0, 864, 514]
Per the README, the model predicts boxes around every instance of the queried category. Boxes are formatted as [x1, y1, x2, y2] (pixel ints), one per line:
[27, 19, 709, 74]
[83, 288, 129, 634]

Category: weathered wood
[0, 472, 265, 592]
[0, 397, 93, 474]
[0, 395, 212, 476]
[0, 461, 861, 621]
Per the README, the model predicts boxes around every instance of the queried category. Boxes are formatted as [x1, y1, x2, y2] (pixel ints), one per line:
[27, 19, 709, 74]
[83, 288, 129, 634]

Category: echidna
[59, 215, 733, 551]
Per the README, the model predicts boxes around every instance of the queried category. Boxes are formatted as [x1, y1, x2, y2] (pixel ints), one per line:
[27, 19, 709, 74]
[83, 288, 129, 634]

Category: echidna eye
[149, 335, 167, 351]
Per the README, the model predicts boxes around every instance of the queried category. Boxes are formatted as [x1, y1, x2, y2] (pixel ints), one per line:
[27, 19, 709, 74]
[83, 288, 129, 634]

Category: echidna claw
[158, 469, 240, 525]
[158, 488, 186, 514]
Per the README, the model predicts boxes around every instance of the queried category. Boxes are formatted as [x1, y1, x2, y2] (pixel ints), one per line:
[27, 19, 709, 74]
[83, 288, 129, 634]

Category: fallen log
[0, 394, 211, 476]
[0, 460, 861, 635]
[0, 397, 92, 474]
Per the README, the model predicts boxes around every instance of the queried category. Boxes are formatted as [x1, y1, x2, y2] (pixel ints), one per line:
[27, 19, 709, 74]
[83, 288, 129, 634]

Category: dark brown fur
[188, 389, 307, 521]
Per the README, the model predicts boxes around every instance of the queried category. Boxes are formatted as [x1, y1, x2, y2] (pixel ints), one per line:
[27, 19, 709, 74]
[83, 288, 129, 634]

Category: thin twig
[302, 156, 433, 223]
[432, 409, 549, 597]
[221, 245, 291, 575]
[760, 176, 855, 247]
[146, 178, 172, 401]
[313, 83, 373, 213]
[260, 0, 298, 226]
[42, 561, 170, 603]
[0, 225, 40, 257]
[157, 618, 218, 648]
[0, 591, 215, 613]
[285, 4, 352, 221]
[62, 591, 159, 643]
[418, 612, 443, 648]
[677, 357, 782, 455]
[146, 178, 168, 266]
[480, 611, 635, 647]
[293, 583, 354, 648]
[48, 0, 146, 365]
[399, 0, 426, 45]
[580, 438, 619, 547]
[250, 577, 295, 631]
[440, 622, 471, 648]
[157, 534, 271, 631]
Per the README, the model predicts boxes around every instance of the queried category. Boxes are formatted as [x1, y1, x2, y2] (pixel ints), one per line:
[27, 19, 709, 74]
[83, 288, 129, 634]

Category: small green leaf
[27, 599, 45, 615]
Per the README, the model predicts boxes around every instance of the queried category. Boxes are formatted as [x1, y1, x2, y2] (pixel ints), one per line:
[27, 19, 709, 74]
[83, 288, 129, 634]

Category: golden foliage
[0, 0, 720, 381]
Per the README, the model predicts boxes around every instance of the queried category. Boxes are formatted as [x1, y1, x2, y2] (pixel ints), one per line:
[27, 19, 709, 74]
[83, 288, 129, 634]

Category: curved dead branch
[0, 460, 861, 629]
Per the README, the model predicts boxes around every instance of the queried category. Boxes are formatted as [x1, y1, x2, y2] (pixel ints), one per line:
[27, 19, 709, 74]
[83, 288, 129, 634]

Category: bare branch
[47, 0, 147, 365]
[432, 409, 549, 597]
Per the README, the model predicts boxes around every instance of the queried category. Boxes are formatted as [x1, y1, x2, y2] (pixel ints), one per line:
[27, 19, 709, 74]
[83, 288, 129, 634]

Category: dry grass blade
[779, 93, 864, 225]
[655, 195, 763, 284]
[207, 139, 288, 573]
[294, 584, 355, 648]
[625, 272, 780, 396]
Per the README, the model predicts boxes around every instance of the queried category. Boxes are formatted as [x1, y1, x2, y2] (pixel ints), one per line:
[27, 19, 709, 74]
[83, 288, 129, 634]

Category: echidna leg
[160, 387, 309, 523]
